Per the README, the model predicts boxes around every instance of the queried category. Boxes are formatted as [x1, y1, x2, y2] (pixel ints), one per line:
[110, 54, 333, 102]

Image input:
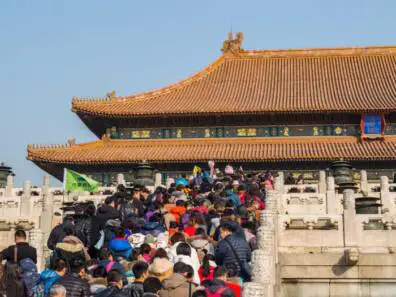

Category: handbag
[224, 238, 252, 281]
[94, 230, 105, 250]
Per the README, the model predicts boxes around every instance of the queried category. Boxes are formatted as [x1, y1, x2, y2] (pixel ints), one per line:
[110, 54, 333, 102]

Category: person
[168, 233, 200, 279]
[96, 270, 129, 297]
[119, 189, 145, 221]
[143, 277, 162, 297]
[37, 259, 67, 296]
[128, 261, 149, 297]
[47, 216, 75, 251]
[0, 229, 37, 263]
[75, 203, 95, 248]
[160, 262, 196, 297]
[205, 267, 235, 297]
[148, 258, 173, 282]
[91, 196, 120, 254]
[171, 242, 200, 285]
[89, 266, 108, 295]
[0, 230, 38, 297]
[56, 259, 90, 297]
[109, 228, 133, 261]
[214, 222, 251, 281]
[198, 254, 217, 284]
[49, 284, 67, 297]
[98, 247, 126, 275]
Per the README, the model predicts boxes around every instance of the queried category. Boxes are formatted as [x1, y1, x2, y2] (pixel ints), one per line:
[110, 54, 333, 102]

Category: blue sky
[0, 0, 395, 186]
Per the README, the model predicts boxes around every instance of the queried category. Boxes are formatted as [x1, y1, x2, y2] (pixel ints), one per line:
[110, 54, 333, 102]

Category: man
[90, 196, 120, 253]
[143, 277, 162, 297]
[47, 216, 75, 251]
[0, 229, 37, 263]
[49, 284, 67, 297]
[128, 261, 149, 297]
[205, 267, 235, 297]
[119, 188, 145, 221]
[0, 230, 38, 297]
[160, 262, 196, 297]
[214, 222, 251, 281]
[96, 270, 129, 297]
[56, 259, 90, 297]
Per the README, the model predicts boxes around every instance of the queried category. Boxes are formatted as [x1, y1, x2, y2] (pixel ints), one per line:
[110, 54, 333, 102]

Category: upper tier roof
[72, 34, 396, 118]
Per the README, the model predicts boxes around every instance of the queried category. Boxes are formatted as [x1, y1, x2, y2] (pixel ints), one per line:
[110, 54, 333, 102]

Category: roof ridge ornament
[106, 90, 116, 100]
[221, 32, 244, 54]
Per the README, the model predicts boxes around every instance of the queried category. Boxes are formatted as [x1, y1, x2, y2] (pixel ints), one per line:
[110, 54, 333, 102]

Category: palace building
[28, 33, 396, 184]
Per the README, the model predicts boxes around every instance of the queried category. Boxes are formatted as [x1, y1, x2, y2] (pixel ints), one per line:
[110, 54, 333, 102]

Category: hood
[56, 242, 84, 253]
[109, 239, 132, 252]
[173, 255, 193, 267]
[89, 277, 107, 286]
[40, 269, 58, 281]
[162, 273, 188, 289]
[63, 235, 83, 245]
[191, 239, 209, 249]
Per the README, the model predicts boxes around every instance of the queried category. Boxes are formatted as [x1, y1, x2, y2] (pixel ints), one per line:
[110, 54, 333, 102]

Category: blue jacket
[215, 234, 251, 278]
[40, 269, 61, 296]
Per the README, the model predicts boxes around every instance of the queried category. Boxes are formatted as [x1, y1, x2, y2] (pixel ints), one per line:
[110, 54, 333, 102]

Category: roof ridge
[72, 54, 226, 109]
[237, 45, 396, 58]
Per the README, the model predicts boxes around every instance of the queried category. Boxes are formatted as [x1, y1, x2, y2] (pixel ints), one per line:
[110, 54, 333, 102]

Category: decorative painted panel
[116, 124, 372, 139]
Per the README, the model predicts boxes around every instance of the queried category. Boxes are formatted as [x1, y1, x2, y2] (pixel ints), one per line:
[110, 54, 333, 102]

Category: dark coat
[126, 282, 144, 297]
[47, 223, 72, 251]
[0, 242, 37, 263]
[91, 205, 119, 246]
[119, 199, 144, 221]
[206, 279, 235, 297]
[214, 234, 251, 277]
[75, 216, 93, 247]
[56, 273, 90, 297]
[96, 284, 130, 297]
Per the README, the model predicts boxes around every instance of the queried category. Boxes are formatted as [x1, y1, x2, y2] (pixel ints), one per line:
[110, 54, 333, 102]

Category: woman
[198, 254, 217, 284]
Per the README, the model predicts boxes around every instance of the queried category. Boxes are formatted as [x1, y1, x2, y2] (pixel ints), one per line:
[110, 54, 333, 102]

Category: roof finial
[221, 32, 244, 54]
[106, 90, 116, 100]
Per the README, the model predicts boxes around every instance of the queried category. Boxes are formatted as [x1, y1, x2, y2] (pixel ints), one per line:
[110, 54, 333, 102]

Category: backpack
[206, 287, 227, 297]
[1, 246, 25, 297]
[30, 283, 45, 297]
[20, 258, 40, 297]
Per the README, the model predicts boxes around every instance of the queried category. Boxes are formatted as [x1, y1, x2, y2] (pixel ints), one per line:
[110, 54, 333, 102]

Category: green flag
[63, 169, 99, 192]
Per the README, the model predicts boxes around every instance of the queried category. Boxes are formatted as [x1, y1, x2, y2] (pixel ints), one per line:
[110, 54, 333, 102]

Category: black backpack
[1, 246, 25, 297]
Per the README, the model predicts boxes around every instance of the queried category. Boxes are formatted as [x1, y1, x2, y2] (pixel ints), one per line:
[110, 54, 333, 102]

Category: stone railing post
[343, 189, 357, 246]
[244, 189, 279, 297]
[29, 228, 44, 271]
[360, 170, 368, 194]
[380, 176, 393, 213]
[40, 176, 54, 260]
[116, 173, 125, 186]
[318, 170, 326, 194]
[274, 172, 284, 193]
[5, 174, 13, 197]
[155, 172, 162, 188]
[20, 180, 32, 216]
[326, 176, 338, 214]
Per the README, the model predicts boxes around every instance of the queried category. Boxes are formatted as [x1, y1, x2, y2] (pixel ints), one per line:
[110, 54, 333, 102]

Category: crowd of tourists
[0, 166, 274, 297]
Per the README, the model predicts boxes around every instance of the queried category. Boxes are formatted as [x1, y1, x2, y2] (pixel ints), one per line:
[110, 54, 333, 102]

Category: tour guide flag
[63, 169, 99, 192]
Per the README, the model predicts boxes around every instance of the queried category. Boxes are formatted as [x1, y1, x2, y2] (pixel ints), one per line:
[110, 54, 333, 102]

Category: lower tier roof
[28, 136, 396, 165]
